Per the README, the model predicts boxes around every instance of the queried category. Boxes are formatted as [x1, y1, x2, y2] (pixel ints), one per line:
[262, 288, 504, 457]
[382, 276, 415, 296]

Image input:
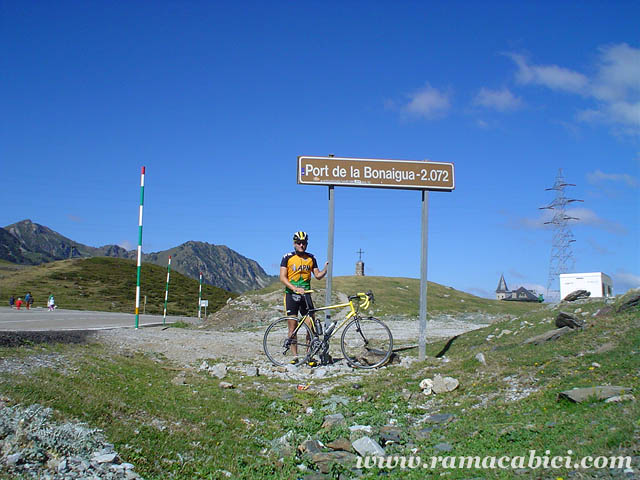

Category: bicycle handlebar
[347, 290, 374, 310]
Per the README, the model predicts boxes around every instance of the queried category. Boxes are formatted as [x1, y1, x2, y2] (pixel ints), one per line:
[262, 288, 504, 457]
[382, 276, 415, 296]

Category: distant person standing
[15, 298, 23, 310]
[9, 296, 15, 307]
[47, 293, 55, 311]
[25, 292, 34, 309]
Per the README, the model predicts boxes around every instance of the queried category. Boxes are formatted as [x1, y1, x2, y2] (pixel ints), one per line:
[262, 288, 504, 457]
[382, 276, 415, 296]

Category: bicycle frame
[288, 290, 369, 341]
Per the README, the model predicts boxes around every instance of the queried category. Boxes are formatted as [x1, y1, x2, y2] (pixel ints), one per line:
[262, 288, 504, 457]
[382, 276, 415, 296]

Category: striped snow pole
[134, 166, 146, 329]
[198, 272, 203, 319]
[162, 256, 172, 325]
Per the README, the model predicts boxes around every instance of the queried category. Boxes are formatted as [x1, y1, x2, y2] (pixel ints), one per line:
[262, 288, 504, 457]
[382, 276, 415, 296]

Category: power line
[540, 169, 583, 300]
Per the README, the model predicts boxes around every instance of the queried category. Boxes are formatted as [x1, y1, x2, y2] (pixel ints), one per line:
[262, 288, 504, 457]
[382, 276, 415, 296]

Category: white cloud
[567, 207, 628, 234]
[605, 101, 640, 135]
[67, 214, 84, 223]
[514, 207, 627, 234]
[516, 216, 545, 230]
[587, 169, 638, 188]
[513, 208, 553, 230]
[613, 270, 640, 293]
[591, 44, 640, 103]
[507, 44, 640, 135]
[402, 83, 451, 118]
[118, 240, 135, 250]
[473, 87, 522, 111]
[508, 53, 588, 93]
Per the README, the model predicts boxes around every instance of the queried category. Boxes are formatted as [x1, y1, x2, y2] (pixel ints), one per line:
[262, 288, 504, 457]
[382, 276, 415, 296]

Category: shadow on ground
[0, 331, 97, 348]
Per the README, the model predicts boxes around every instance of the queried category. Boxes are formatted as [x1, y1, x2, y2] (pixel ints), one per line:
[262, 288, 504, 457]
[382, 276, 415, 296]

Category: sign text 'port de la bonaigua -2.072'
[297, 156, 455, 191]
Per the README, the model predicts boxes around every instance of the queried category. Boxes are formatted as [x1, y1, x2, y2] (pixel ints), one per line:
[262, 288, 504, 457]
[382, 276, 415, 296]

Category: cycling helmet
[293, 231, 308, 243]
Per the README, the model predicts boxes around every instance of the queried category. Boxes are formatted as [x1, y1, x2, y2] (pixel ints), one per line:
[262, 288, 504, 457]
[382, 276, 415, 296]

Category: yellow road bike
[263, 290, 393, 369]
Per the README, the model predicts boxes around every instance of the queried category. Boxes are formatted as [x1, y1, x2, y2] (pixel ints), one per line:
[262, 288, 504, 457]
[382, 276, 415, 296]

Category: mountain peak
[145, 242, 273, 292]
[0, 220, 274, 293]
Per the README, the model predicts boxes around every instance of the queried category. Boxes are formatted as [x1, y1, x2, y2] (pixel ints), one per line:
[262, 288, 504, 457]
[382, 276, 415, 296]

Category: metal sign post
[419, 190, 429, 360]
[298, 156, 454, 361]
[325, 185, 335, 328]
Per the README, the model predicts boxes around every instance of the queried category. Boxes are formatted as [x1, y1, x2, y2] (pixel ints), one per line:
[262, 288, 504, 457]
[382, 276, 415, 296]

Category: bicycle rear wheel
[340, 316, 393, 369]
[263, 316, 313, 366]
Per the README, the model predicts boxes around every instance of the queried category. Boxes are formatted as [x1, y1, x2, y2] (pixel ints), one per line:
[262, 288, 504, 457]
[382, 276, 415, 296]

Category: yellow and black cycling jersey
[280, 251, 318, 293]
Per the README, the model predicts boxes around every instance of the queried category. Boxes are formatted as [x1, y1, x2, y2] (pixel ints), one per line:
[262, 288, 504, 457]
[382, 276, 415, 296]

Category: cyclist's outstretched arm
[313, 261, 329, 280]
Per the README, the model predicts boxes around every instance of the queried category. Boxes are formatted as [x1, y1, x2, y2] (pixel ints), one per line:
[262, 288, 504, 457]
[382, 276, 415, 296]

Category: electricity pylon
[539, 169, 583, 300]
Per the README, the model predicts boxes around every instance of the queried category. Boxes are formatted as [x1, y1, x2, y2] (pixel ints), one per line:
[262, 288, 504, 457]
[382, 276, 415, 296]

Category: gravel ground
[93, 315, 490, 368]
[0, 315, 492, 377]
[0, 312, 493, 381]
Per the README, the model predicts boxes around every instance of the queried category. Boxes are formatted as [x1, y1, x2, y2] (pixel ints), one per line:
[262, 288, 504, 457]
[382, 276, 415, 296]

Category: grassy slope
[0, 259, 29, 271]
[253, 275, 542, 317]
[1, 292, 637, 479]
[1, 257, 541, 319]
[0, 257, 236, 316]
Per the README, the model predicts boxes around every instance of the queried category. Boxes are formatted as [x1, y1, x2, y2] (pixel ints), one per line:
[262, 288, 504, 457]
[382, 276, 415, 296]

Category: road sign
[200, 300, 209, 307]
[298, 156, 455, 191]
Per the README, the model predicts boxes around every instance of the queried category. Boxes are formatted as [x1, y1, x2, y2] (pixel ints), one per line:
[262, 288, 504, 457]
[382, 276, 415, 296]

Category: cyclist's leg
[287, 317, 299, 357]
[301, 293, 315, 327]
[301, 296, 323, 364]
[285, 292, 302, 358]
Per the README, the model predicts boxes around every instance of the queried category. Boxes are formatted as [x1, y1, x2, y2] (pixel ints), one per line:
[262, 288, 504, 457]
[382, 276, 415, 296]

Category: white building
[559, 272, 613, 300]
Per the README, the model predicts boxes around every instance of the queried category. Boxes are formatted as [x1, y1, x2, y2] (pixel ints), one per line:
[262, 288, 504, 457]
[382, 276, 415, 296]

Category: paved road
[0, 306, 193, 331]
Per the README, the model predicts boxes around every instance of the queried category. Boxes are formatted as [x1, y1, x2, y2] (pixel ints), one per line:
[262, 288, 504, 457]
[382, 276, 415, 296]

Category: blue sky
[1, 1, 638, 298]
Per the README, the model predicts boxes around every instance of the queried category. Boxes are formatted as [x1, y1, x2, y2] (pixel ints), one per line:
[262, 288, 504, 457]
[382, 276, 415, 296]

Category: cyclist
[280, 231, 329, 363]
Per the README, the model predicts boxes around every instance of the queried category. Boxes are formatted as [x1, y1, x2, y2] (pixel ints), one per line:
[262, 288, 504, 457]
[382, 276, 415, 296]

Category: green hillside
[254, 275, 543, 317]
[0, 257, 236, 316]
[0, 260, 543, 319]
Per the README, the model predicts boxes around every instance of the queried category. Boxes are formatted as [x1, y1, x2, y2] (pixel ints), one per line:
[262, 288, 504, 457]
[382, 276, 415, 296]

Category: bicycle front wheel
[263, 317, 313, 367]
[341, 316, 393, 369]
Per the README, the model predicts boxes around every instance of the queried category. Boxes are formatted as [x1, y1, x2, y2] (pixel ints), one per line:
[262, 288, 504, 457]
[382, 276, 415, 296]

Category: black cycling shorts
[284, 292, 314, 317]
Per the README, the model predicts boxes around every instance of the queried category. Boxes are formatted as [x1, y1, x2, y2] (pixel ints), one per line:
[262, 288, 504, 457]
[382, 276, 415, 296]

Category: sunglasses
[295, 241, 308, 246]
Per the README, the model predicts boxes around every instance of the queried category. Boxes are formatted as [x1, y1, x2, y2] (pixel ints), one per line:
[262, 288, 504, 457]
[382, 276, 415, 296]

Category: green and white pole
[198, 272, 203, 320]
[134, 166, 146, 329]
[162, 255, 172, 325]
